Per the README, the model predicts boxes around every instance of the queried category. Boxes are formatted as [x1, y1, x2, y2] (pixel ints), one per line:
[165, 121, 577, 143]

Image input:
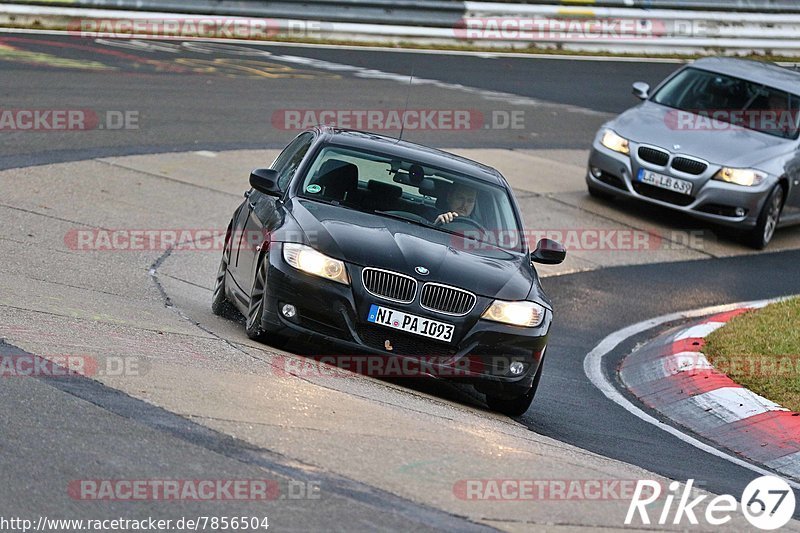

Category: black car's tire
[245, 255, 269, 340]
[485, 356, 545, 417]
[587, 182, 615, 201]
[486, 386, 537, 417]
[211, 242, 237, 318]
[743, 184, 784, 250]
[245, 255, 289, 348]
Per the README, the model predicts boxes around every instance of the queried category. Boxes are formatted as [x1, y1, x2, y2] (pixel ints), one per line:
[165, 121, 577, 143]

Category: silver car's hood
[610, 101, 793, 169]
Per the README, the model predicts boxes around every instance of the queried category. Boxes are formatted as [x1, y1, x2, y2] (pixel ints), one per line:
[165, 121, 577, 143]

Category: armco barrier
[3, 1, 800, 55]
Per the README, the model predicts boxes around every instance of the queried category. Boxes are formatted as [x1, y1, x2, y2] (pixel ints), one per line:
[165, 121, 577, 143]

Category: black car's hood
[288, 199, 535, 301]
[611, 101, 792, 168]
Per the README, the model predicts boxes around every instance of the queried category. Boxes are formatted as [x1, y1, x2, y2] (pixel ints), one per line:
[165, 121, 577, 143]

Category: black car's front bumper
[258, 243, 550, 390]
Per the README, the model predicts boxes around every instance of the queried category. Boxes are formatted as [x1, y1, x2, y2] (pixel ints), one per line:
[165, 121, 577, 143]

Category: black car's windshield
[652, 67, 800, 140]
[297, 145, 525, 251]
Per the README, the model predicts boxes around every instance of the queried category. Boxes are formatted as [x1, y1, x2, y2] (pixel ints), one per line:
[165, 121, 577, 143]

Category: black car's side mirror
[531, 238, 566, 265]
[632, 81, 650, 100]
[249, 168, 282, 196]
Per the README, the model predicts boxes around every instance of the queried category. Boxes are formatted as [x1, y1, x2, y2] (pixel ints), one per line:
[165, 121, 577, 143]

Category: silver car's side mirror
[632, 82, 650, 100]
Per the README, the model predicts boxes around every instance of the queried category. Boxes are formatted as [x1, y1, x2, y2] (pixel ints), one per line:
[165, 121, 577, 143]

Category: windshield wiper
[373, 210, 433, 229]
[374, 210, 501, 246]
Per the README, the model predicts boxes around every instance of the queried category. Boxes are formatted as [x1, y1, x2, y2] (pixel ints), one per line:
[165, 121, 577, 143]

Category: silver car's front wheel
[745, 184, 784, 250]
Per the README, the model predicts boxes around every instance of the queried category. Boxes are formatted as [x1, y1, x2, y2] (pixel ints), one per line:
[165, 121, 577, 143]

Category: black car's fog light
[509, 362, 525, 375]
[281, 303, 297, 319]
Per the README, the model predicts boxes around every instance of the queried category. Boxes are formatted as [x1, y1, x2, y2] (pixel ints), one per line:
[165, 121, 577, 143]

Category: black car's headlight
[481, 300, 545, 328]
[600, 129, 630, 155]
[712, 167, 766, 187]
[283, 243, 350, 285]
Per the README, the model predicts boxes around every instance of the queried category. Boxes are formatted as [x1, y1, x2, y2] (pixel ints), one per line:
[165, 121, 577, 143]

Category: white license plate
[367, 304, 455, 343]
[637, 169, 693, 195]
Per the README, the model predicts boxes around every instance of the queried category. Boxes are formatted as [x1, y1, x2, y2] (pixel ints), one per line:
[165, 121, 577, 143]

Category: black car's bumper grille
[638, 146, 669, 166]
[632, 182, 694, 206]
[671, 157, 707, 175]
[420, 283, 476, 316]
[355, 324, 457, 358]
[362, 268, 416, 303]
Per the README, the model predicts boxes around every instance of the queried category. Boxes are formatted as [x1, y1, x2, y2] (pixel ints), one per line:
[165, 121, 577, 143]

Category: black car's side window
[271, 132, 314, 191]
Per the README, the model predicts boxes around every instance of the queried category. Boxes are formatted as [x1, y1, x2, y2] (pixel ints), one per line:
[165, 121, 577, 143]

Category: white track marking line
[583, 297, 800, 489]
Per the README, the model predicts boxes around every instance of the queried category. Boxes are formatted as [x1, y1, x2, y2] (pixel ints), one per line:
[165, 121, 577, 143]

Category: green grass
[704, 297, 800, 412]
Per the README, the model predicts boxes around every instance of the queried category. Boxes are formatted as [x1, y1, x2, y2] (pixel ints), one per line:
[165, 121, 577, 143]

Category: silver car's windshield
[297, 145, 525, 251]
[652, 67, 800, 140]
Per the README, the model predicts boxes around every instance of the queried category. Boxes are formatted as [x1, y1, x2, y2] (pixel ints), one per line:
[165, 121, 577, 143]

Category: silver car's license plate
[637, 169, 693, 195]
[367, 304, 454, 342]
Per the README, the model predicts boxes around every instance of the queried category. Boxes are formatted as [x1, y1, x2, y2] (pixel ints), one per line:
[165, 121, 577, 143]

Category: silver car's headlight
[712, 167, 767, 187]
[283, 243, 349, 285]
[481, 300, 545, 328]
[600, 129, 630, 155]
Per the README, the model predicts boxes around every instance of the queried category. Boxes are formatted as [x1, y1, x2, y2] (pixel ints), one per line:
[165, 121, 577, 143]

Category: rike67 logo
[626, 476, 796, 530]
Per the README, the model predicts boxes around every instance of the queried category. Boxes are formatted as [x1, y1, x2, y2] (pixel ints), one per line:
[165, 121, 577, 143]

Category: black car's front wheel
[246, 255, 269, 340]
[486, 386, 537, 417]
[211, 235, 237, 318]
[744, 184, 784, 250]
[485, 356, 545, 417]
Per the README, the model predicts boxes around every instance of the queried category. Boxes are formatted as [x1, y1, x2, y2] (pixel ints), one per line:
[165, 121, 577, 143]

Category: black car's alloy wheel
[246, 256, 269, 340]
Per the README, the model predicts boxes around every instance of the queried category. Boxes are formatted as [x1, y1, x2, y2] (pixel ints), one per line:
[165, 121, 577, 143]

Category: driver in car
[434, 183, 477, 225]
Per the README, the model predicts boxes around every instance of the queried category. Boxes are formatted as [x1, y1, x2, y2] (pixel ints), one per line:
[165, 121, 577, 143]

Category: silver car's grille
[420, 283, 476, 316]
[638, 146, 669, 166]
[362, 268, 416, 303]
[671, 157, 707, 175]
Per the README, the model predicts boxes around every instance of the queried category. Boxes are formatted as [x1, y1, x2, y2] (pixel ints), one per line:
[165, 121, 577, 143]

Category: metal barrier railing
[3, 0, 800, 54]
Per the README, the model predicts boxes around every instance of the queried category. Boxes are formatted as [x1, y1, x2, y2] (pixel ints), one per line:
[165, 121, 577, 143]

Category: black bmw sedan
[212, 127, 565, 415]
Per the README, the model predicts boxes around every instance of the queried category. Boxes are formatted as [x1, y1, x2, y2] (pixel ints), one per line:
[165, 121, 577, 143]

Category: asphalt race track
[1, 31, 799, 530]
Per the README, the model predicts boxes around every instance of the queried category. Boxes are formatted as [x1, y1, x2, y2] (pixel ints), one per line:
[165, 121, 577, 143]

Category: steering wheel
[444, 216, 489, 236]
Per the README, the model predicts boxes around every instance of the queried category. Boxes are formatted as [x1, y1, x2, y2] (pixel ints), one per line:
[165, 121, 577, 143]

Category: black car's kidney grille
[420, 283, 476, 316]
[638, 146, 670, 166]
[671, 157, 707, 175]
[355, 325, 456, 359]
[362, 268, 416, 303]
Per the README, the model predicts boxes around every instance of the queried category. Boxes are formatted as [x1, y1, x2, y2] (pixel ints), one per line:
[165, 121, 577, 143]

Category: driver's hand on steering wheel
[434, 211, 459, 225]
